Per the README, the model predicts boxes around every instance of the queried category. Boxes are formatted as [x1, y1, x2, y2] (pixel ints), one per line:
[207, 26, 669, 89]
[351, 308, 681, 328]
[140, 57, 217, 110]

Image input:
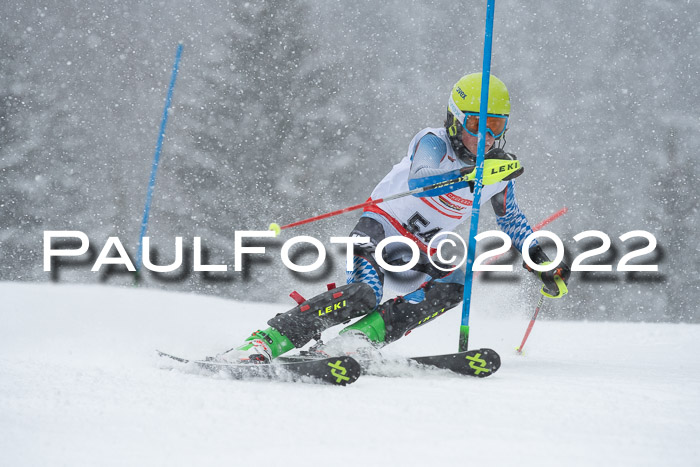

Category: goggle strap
[448, 95, 468, 129]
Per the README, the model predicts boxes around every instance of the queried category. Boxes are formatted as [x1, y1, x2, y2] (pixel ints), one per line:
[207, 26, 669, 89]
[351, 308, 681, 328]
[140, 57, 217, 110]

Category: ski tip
[156, 350, 190, 363]
[479, 348, 501, 375]
[323, 356, 362, 386]
[457, 348, 501, 377]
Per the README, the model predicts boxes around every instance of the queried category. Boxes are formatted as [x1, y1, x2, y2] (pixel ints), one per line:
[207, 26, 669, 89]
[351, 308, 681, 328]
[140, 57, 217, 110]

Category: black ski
[406, 348, 500, 378]
[156, 350, 361, 386]
[279, 348, 501, 378]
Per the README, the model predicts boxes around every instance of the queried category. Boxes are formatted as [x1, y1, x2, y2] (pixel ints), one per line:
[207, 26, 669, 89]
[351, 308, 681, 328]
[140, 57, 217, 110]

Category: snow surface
[1, 282, 698, 467]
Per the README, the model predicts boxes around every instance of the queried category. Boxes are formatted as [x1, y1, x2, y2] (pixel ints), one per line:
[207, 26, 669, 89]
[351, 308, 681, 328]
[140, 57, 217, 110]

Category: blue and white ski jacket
[365, 127, 535, 253]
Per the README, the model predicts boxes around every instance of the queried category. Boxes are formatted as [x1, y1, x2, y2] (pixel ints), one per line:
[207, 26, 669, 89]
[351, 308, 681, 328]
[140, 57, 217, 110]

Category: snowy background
[2, 1, 700, 465]
[1, 0, 698, 321]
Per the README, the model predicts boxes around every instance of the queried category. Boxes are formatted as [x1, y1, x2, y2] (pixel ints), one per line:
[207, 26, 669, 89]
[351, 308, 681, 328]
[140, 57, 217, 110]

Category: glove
[462, 148, 524, 192]
[413, 149, 524, 196]
[523, 245, 571, 298]
[482, 148, 524, 184]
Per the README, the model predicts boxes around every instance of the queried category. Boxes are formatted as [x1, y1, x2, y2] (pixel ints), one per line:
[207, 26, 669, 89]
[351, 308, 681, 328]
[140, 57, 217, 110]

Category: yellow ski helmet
[445, 73, 511, 162]
[450, 73, 510, 116]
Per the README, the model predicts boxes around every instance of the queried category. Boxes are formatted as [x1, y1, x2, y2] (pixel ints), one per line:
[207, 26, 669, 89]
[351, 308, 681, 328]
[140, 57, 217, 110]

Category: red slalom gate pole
[516, 294, 545, 353]
[533, 206, 568, 231]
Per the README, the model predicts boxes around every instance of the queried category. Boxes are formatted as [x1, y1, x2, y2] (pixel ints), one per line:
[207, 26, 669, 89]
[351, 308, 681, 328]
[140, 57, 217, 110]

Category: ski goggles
[448, 95, 508, 139]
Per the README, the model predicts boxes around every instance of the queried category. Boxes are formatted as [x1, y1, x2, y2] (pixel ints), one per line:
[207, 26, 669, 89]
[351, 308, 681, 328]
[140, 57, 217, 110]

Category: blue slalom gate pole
[458, 0, 496, 351]
[136, 43, 183, 273]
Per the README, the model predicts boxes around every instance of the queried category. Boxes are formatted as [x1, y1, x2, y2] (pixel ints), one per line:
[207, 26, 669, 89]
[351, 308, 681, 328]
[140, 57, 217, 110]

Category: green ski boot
[312, 311, 387, 357]
[222, 327, 294, 363]
[340, 311, 386, 344]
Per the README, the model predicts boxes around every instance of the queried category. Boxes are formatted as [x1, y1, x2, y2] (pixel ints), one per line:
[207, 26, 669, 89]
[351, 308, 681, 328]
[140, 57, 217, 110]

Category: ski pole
[516, 293, 545, 354]
[516, 275, 565, 353]
[268, 168, 474, 235]
[268, 155, 522, 235]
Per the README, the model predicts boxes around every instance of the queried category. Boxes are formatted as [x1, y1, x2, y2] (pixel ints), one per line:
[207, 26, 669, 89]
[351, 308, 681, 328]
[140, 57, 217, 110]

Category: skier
[221, 73, 571, 363]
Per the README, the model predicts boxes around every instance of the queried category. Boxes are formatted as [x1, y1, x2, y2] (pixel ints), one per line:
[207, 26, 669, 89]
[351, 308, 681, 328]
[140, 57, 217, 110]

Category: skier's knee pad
[267, 282, 377, 348]
[379, 281, 464, 343]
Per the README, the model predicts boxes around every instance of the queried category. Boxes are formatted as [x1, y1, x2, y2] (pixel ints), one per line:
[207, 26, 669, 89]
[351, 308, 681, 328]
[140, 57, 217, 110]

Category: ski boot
[306, 311, 386, 359]
[218, 327, 294, 364]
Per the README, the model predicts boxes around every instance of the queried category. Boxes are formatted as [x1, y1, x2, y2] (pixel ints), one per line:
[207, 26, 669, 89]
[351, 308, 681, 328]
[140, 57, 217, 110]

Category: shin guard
[267, 282, 376, 349]
[379, 281, 464, 343]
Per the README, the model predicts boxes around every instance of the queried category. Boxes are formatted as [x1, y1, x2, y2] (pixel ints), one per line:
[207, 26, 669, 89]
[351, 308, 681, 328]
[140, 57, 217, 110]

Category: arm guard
[407, 133, 472, 196]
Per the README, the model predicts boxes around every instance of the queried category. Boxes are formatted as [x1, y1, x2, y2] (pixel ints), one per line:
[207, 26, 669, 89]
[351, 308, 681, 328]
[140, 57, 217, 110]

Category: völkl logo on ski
[328, 360, 350, 384]
[464, 353, 490, 376]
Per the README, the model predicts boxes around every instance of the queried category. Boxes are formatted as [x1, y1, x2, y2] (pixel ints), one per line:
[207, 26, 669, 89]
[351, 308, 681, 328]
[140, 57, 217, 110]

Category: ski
[403, 349, 500, 378]
[156, 350, 361, 386]
[278, 348, 501, 378]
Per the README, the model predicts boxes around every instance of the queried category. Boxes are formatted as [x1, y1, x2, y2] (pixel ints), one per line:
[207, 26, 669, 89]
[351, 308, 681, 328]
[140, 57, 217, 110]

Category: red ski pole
[268, 157, 524, 235]
[516, 293, 545, 354]
[268, 169, 474, 235]
[272, 197, 385, 232]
